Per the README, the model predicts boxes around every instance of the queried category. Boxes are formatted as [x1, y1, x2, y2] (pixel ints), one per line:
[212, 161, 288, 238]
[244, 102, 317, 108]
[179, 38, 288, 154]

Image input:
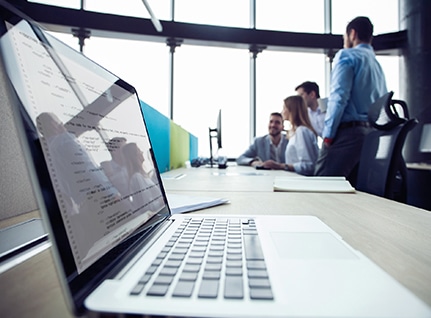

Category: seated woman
[281, 95, 319, 176]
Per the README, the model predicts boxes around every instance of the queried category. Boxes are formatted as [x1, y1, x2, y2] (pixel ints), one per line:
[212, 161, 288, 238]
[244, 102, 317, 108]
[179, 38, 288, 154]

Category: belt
[338, 121, 370, 129]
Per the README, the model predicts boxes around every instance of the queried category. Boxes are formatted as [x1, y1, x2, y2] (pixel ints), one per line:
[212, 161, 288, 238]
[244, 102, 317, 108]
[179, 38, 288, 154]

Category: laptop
[1, 2, 430, 317]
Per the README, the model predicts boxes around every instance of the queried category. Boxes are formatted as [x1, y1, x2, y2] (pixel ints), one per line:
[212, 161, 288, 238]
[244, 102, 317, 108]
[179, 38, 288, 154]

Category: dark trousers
[314, 125, 372, 186]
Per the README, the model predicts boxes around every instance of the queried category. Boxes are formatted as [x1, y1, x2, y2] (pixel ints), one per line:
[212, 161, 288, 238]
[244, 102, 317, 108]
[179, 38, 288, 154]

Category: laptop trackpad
[270, 232, 358, 260]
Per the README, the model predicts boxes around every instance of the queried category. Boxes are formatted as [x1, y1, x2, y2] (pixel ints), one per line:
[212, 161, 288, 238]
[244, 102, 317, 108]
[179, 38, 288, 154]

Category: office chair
[356, 92, 418, 203]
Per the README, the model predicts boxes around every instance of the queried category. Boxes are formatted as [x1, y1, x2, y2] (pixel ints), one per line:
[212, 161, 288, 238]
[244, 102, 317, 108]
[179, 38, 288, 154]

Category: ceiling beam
[12, 1, 406, 56]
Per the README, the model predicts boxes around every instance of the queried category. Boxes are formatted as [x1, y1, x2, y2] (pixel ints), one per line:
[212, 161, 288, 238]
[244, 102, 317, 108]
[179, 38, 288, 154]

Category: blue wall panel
[139, 100, 171, 173]
[190, 133, 198, 161]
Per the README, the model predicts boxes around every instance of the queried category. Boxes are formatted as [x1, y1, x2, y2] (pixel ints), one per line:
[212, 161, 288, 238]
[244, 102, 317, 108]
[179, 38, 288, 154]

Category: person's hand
[250, 159, 263, 167]
[323, 138, 333, 147]
[261, 160, 282, 170]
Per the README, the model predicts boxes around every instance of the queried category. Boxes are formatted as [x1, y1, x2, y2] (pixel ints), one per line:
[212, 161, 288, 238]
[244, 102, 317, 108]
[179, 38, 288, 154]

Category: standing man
[295, 81, 326, 137]
[314, 16, 387, 185]
[237, 112, 288, 169]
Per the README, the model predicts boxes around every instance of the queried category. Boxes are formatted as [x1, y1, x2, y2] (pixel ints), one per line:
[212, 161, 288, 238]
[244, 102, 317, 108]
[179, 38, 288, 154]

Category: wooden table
[1, 165, 430, 317]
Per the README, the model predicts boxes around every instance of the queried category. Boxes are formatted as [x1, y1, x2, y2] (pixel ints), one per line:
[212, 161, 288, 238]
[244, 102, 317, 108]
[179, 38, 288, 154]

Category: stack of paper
[273, 176, 355, 193]
[166, 193, 230, 214]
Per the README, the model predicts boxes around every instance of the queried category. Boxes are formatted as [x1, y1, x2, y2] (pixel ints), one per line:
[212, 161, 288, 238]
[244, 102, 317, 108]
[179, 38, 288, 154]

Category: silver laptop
[1, 3, 430, 317]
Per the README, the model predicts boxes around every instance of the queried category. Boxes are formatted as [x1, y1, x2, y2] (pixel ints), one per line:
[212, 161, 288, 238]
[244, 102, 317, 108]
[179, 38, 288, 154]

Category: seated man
[237, 112, 288, 169]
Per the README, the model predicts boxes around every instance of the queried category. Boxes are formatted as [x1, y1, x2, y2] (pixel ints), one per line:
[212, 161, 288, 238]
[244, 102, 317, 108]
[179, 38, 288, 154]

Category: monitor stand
[208, 127, 218, 168]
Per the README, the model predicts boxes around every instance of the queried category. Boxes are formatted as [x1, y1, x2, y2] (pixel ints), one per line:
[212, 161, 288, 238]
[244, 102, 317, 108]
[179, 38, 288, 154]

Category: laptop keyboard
[130, 217, 273, 300]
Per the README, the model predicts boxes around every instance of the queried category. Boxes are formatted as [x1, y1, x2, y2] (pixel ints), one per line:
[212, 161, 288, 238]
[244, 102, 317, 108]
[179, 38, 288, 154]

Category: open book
[273, 176, 355, 193]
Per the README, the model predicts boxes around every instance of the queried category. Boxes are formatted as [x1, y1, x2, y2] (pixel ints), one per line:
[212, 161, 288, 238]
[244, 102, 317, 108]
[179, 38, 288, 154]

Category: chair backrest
[367, 91, 411, 130]
[357, 119, 418, 202]
[357, 92, 417, 202]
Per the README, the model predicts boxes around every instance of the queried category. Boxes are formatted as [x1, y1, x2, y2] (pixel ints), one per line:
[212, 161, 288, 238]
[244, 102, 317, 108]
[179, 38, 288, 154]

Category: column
[400, 0, 431, 163]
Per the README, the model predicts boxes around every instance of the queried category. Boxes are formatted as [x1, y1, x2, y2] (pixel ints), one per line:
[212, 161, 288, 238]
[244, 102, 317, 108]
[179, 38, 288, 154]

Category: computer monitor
[208, 109, 222, 167]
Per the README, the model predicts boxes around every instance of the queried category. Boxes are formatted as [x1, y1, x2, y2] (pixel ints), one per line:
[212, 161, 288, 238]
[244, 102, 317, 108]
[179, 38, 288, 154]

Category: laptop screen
[0, 2, 170, 309]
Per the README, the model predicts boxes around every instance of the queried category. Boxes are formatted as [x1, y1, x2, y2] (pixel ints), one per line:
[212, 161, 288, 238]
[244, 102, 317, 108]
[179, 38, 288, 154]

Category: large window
[256, 51, 326, 137]
[83, 37, 170, 117]
[331, 0, 399, 34]
[84, 0, 171, 20]
[377, 56, 400, 98]
[35, 0, 401, 159]
[256, 0, 325, 33]
[175, 0, 249, 28]
[29, 0, 80, 9]
[174, 45, 249, 158]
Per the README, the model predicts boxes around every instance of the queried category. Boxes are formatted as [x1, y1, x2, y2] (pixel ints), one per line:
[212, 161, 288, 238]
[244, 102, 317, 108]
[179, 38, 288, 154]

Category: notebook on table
[1, 2, 430, 317]
[273, 176, 356, 193]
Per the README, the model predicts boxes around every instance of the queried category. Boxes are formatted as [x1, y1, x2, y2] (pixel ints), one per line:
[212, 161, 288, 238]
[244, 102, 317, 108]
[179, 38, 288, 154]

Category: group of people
[237, 16, 388, 186]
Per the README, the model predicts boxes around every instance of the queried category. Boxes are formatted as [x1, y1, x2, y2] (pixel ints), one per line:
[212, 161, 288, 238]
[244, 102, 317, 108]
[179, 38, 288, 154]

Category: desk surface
[162, 165, 292, 192]
[1, 165, 431, 317]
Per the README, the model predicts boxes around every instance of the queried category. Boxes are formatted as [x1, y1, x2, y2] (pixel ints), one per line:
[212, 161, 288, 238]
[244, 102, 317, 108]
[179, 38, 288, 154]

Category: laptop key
[182, 264, 200, 272]
[226, 267, 243, 276]
[205, 263, 222, 271]
[130, 283, 145, 295]
[202, 270, 221, 280]
[248, 269, 269, 278]
[138, 273, 152, 284]
[172, 281, 195, 298]
[164, 259, 182, 268]
[179, 271, 198, 281]
[243, 234, 264, 260]
[249, 278, 271, 288]
[224, 276, 244, 299]
[153, 274, 174, 285]
[147, 284, 170, 296]
[159, 266, 178, 276]
[250, 287, 274, 300]
[145, 265, 158, 275]
[198, 279, 219, 298]
[246, 260, 267, 270]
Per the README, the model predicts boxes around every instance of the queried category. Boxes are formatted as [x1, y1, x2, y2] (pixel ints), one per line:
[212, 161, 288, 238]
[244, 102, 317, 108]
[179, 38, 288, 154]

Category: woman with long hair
[282, 95, 319, 175]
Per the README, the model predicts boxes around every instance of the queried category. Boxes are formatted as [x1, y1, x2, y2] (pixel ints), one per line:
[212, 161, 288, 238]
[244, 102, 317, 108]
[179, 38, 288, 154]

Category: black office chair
[356, 92, 418, 202]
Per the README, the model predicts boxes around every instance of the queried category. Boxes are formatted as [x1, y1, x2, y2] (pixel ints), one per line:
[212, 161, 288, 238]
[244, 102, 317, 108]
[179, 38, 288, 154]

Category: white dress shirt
[285, 126, 319, 176]
[308, 106, 325, 137]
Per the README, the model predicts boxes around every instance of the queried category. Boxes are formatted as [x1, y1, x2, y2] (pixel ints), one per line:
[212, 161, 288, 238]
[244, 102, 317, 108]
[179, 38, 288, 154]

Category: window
[377, 56, 400, 99]
[175, 0, 249, 28]
[256, 0, 325, 33]
[83, 37, 170, 117]
[29, 0, 80, 9]
[173, 45, 249, 157]
[331, 0, 399, 34]
[256, 51, 326, 137]
[40, 0, 400, 159]
[84, 0, 171, 20]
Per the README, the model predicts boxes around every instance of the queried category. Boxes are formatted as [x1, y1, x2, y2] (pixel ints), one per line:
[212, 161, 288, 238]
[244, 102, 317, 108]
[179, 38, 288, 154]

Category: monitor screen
[208, 109, 222, 166]
[216, 109, 222, 149]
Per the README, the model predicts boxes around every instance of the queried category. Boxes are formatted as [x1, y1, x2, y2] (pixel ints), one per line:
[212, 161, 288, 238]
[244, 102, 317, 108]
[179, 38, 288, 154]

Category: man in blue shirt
[314, 16, 387, 186]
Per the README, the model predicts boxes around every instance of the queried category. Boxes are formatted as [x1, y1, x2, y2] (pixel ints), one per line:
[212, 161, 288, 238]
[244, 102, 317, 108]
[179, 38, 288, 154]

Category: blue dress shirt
[323, 44, 387, 139]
